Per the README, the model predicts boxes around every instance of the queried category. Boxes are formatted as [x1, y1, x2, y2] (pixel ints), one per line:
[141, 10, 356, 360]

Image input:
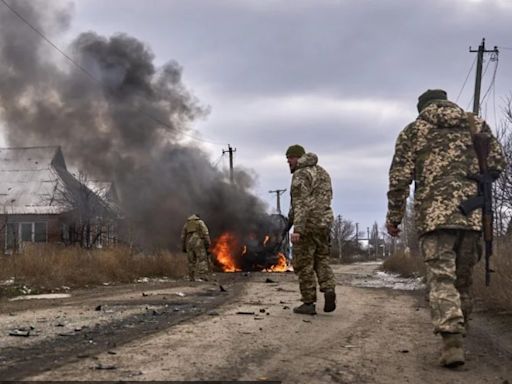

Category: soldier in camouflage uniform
[386, 89, 505, 367]
[181, 214, 212, 281]
[286, 145, 336, 315]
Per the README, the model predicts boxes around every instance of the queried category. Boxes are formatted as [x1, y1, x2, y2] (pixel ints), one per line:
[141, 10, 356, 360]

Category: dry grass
[382, 239, 512, 311]
[382, 248, 425, 278]
[473, 239, 512, 311]
[0, 244, 188, 293]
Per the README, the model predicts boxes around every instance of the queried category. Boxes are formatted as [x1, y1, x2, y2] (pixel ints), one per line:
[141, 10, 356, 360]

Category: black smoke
[0, 0, 272, 249]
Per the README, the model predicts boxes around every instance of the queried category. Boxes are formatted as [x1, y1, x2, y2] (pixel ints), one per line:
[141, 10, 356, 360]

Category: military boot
[439, 333, 465, 368]
[324, 289, 336, 312]
[293, 303, 316, 315]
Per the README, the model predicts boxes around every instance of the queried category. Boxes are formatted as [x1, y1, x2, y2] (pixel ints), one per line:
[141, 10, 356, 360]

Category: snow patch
[352, 270, 425, 291]
[9, 293, 71, 301]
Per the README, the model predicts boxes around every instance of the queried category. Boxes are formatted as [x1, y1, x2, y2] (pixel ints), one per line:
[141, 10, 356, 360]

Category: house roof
[0, 146, 72, 215]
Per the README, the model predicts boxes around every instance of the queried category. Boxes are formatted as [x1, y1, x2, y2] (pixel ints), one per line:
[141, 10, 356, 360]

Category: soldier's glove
[386, 222, 401, 237]
[490, 170, 501, 181]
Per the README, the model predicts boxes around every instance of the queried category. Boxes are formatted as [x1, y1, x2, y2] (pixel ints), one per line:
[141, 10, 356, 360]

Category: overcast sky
[3, 0, 512, 234]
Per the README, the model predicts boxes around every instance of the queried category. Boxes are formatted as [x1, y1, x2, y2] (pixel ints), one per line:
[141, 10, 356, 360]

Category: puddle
[9, 293, 72, 301]
[352, 271, 425, 291]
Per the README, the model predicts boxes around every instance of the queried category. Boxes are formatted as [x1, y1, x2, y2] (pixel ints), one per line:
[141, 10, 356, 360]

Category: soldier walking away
[181, 214, 212, 282]
[286, 145, 336, 315]
[386, 89, 505, 368]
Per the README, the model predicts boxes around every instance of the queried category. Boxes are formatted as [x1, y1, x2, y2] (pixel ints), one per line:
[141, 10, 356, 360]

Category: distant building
[0, 146, 119, 253]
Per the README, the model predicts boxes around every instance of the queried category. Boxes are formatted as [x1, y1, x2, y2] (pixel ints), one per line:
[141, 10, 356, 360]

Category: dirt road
[1, 263, 511, 383]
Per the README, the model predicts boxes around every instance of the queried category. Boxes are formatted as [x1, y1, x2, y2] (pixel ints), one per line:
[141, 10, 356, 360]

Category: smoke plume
[0, 0, 273, 248]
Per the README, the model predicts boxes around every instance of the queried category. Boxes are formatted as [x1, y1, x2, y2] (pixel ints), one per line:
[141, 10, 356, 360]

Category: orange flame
[212, 233, 241, 272]
[264, 253, 288, 272]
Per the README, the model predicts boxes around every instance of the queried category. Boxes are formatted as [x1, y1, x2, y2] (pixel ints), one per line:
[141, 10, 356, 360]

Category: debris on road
[175, 292, 186, 297]
[9, 329, 31, 337]
[236, 311, 256, 315]
[219, 285, 227, 292]
[265, 278, 276, 283]
[94, 305, 102, 311]
[94, 363, 117, 370]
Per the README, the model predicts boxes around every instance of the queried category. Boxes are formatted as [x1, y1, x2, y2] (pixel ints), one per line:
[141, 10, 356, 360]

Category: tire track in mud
[0, 280, 245, 380]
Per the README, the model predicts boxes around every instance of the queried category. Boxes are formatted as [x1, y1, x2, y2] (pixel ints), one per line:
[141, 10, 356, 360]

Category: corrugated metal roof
[0, 146, 72, 215]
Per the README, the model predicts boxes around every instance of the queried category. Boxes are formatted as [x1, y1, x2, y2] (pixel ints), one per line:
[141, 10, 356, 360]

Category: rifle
[459, 131, 494, 286]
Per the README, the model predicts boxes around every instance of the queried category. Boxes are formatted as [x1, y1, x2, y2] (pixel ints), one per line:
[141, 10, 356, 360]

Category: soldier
[386, 89, 505, 367]
[181, 214, 211, 282]
[286, 144, 336, 315]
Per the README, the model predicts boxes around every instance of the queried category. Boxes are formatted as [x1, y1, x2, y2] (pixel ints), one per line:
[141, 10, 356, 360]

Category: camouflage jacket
[288, 153, 334, 234]
[386, 100, 506, 235]
[180, 215, 211, 250]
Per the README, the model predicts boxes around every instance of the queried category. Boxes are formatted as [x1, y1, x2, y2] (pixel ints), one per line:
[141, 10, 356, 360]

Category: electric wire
[481, 55, 499, 106]
[456, 56, 477, 103]
[212, 153, 224, 168]
[0, 0, 226, 147]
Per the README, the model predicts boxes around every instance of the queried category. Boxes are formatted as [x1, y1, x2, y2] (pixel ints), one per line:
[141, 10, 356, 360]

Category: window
[35, 222, 47, 242]
[4, 222, 48, 250]
[21, 223, 32, 242]
[5, 223, 17, 250]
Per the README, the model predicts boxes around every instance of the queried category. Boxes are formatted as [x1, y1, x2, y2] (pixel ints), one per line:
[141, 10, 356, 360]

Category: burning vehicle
[211, 214, 290, 272]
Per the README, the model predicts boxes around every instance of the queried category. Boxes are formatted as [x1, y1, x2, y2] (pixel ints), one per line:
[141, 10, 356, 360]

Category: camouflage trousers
[186, 234, 210, 281]
[292, 229, 336, 303]
[420, 229, 481, 334]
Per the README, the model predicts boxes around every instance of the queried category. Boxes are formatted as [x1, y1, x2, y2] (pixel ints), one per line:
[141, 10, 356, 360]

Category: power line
[0, 0, 98, 83]
[456, 55, 476, 103]
[212, 153, 224, 168]
[481, 54, 499, 106]
[0, 0, 225, 147]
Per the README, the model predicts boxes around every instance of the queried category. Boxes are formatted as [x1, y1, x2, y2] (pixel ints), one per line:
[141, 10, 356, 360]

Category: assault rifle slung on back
[459, 132, 495, 286]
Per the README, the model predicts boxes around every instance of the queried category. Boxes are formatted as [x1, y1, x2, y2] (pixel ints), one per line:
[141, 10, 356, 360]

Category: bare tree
[53, 170, 115, 248]
[393, 198, 419, 256]
[493, 95, 512, 237]
[331, 215, 356, 262]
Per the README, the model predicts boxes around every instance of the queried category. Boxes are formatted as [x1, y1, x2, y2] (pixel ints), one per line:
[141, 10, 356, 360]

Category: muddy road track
[1, 263, 511, 383]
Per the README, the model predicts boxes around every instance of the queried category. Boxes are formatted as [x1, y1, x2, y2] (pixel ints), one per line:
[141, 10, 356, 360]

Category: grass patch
[0, 244, 188, 295]
[473, 238, 512, 311]
[382, 248, 425, 278]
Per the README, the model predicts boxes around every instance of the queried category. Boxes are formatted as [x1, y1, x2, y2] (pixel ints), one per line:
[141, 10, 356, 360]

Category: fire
[212, 232, 288, 273]
[264, 253, 288, 272]
[212, 232, 241, 272]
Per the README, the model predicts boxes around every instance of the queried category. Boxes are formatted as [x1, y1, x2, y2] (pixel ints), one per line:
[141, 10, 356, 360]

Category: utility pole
[470, 38, 499, 115]
[268, 189, 287, 214]
[367, 226, 370, 260]
[222, 144, 236, 184]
